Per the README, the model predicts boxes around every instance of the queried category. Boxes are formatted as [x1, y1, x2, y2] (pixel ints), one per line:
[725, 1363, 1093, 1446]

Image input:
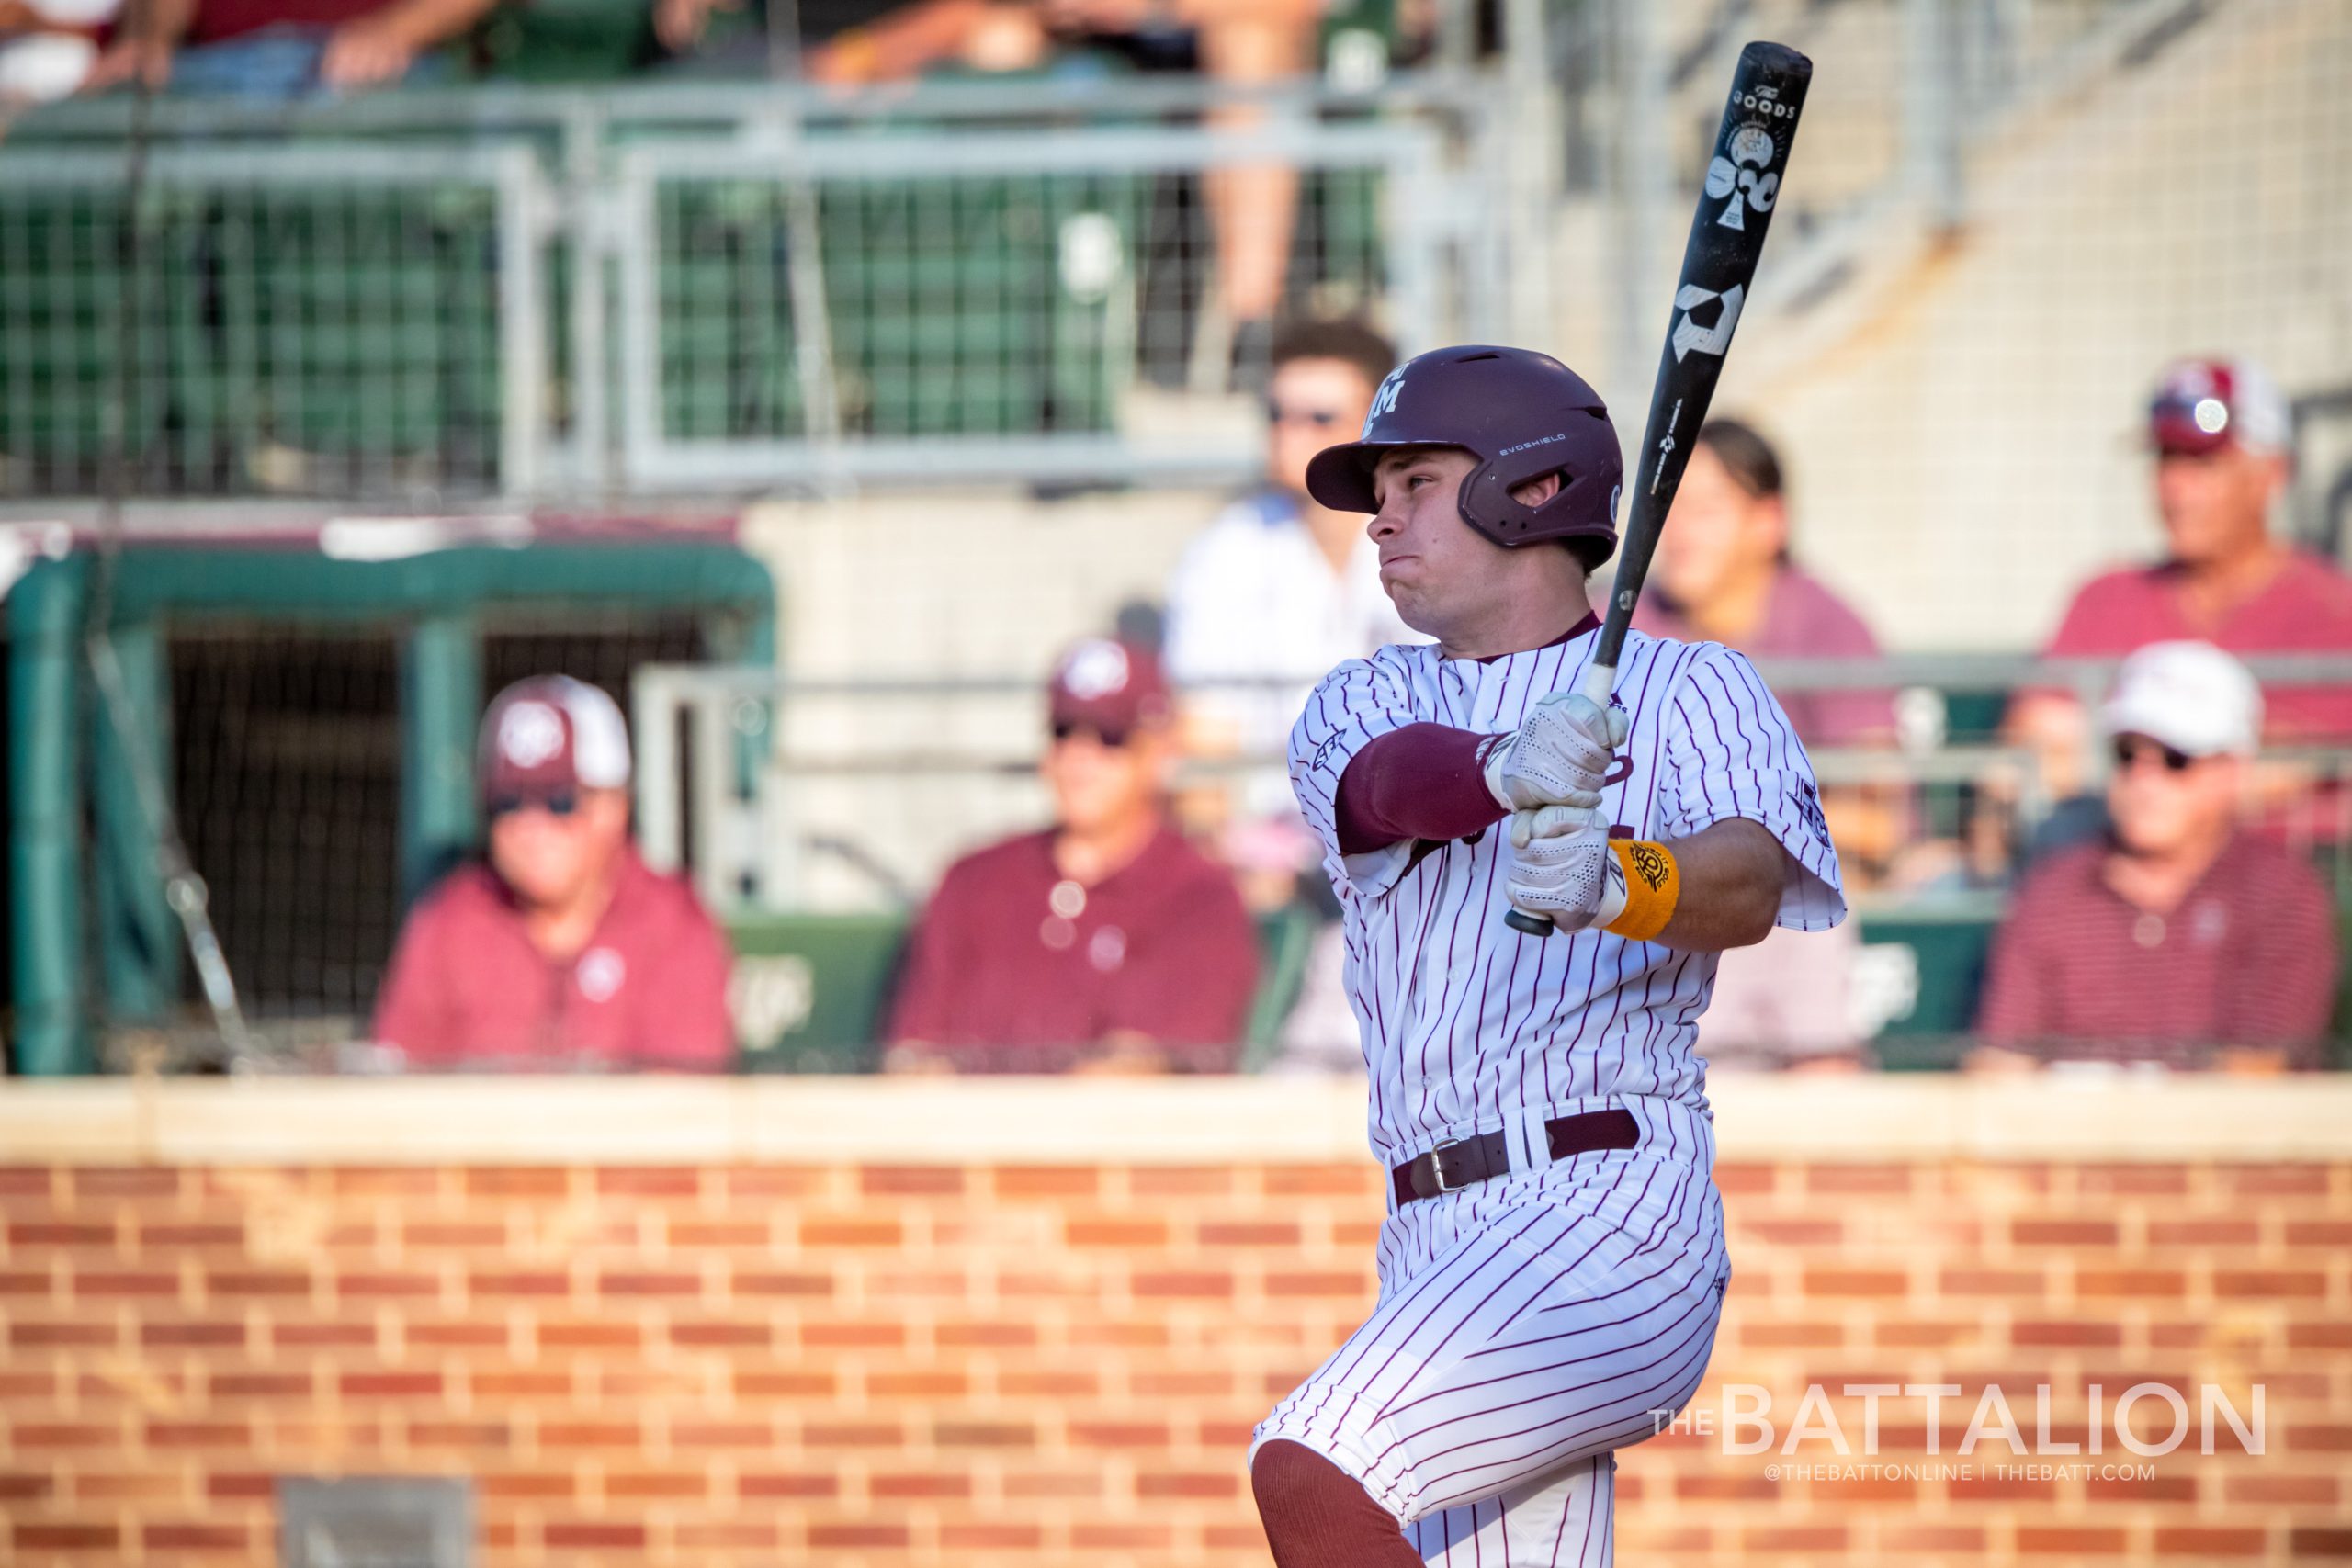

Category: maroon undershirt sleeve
[1334, 723, 1510, 855]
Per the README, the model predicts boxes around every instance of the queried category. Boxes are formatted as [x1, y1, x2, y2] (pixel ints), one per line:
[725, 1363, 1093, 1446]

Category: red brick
[1802, 1268, 1907, 1297]
[2013, 1320, 2125, 1348]
[2217, 1165, 2328, 1196]
[467, 1269, 570, 1298]
[11, 1318, 119, 1348]
[731, 1269, 832, 1298]
[71, 1268, 178, 1297]
[2154, 1527, 2268, 1556]
[797, 1218, 903, 1247]
[810, 1523, 910, 1549]
[334, 1270, 441, 1300]
[934, 1420, 1034, 1449]
[1137, 1470, 1239, 1499]
[141, 1522, 249, 1551]
[860, 1166, 964, 1196]
[72, 1167, 176, 1197]
[2215, 1269, 2327, 1297]
[408, 1420, 511, 1447]
[943, 1523, 1043, 1549]
[597, 1269, 699, 1297]
[462, 1168, 569, 1198]
[209, 1371, 312, 1400]
[668, 1317, 770, 1348]
[872, 1471, 972, 1498]
[1712, 1162, 1776, 1194]
[2019, 1527, 2128, 1553]
[1266, 1270, 1368, 1299]
[137, 1223, 243, 1248]
[1805, 1165, 1913, 1195]
[1201, 1221, 1304, 1247]
[10, 1222, 113, 1247]
[478, 1472, 578, 1501]
[269, 1320, 377, 1349]
[2150, 1218, 2260, 1246]
[1134, 1271, 1235, 1299]
[207, 1269, 309, 1298]
[2013, 1219, 2118, 1247]
[989, 1167, 1099, 1198]
[147, 1420, 249, 1448]
[594, 1167, 702, 1196]
[605, 1470, 708, 1498]
[2290, 1529, 2352, 1557]
[740, 1471, 840, 1498]
[2076, 1268, 2188, 1297]
[544, 1522, 647, 1549]
[338, 1371, 443, 1399]
[0, 1168, 52, 1194]
[1130, 1167, 1235, 1197]
[14, 1523, 119, 1551]
[1067, 1217, 1169, 1247]
[668, 1220, 769, 1248]
[400, 1221, 507, 1248]
[330, 1168, 442, 1196]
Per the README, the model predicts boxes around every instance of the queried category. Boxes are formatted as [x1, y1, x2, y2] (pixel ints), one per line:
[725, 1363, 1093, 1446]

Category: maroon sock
[1251, 1438, 1425, 1568]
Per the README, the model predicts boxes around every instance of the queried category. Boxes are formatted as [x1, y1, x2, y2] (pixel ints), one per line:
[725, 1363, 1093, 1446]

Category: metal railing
[631, 653, 2352, 915]
[0, 73, 1515, 502]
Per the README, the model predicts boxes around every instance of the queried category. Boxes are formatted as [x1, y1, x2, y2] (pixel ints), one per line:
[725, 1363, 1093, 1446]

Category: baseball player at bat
[1250, 47, 1834, 1567]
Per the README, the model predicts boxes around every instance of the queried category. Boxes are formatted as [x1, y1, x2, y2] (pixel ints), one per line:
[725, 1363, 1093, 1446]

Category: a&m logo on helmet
[1364, 366, 1408, 432]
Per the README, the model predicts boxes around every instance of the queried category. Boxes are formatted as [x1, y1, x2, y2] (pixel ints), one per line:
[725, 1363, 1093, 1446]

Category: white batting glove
[1483, 692, 1629, 814]
[1505, 818, 1628, 934]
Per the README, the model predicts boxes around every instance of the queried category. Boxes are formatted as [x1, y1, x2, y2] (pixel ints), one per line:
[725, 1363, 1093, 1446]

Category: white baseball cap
[2098, 641, 2263, 759]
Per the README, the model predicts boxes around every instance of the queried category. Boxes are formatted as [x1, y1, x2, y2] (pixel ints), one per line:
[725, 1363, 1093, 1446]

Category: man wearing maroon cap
[2012, 358, 2352, 794]
[371, 676, 736, 1071]
[885, 638, 1261, 1073]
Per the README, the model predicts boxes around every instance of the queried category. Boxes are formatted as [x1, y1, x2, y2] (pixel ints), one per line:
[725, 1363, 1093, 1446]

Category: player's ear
[1507, 469, 1563, 508]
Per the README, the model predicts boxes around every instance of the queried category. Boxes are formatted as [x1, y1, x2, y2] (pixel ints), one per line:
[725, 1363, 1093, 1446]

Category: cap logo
[2192, 398, 2229, 434]
[1365, 367, 1407, 430]
[498, 701, 566, 769]
[1060, 640, 1132, 701]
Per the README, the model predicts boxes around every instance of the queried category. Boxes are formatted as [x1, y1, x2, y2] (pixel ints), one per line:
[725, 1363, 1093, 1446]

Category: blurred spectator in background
[84, 0, 489, 96]
[0, 0, 114, 104]
[1633, 418, 1884, 1069]
[1634, 418, 1892, 747]
[1161, 319, 1407, 1072]
[372, 677, 735, 1071]
[2010, 358, 2352, 800]
[885, 638, 1259, 1073]
[653, 0, 1319, 382]
[1975, 642, 2336, 1072]
[1165, 317, 1410, 777]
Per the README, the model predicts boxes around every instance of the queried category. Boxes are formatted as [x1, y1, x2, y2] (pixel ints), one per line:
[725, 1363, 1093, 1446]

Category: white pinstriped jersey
[1287, 625, 1846, 1168]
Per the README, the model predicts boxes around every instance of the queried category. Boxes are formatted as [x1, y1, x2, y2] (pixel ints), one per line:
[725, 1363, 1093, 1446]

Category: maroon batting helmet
[1303, 344, 1624, 566]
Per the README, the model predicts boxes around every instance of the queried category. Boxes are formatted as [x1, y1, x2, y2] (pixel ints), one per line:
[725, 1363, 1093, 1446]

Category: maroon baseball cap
[479, 676, 633, 801]
[1047, 638, 1172, 739]
[2148, 357, 2290, 457]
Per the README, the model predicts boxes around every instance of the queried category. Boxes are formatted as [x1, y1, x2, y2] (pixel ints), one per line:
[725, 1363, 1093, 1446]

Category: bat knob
[1503, 909, 1555, 939]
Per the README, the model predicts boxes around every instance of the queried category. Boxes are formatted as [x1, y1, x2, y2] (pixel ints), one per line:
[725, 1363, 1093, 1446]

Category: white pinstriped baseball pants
[1250, 1138, 1729, 1566]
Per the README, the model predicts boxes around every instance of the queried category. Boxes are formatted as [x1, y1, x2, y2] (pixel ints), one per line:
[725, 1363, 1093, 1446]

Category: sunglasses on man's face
[2111, 736, 2196, 774]
[1266, 400, 1345, 429]
[1051, 720, 1133, 750]
[488, 790, 580, 819]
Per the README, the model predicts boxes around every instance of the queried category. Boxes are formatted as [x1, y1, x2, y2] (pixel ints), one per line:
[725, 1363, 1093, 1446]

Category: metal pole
[1608, 0, 1670, 401]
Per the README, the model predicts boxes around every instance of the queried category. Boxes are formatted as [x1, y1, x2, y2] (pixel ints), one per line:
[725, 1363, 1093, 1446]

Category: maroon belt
[1391, 1108, 1640, 1208]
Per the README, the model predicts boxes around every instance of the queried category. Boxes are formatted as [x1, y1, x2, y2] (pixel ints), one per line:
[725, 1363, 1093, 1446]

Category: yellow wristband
[1603, 840, 1679, 942]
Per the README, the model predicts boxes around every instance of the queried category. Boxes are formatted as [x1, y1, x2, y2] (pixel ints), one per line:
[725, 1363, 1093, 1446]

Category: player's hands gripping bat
[1505, 39, 1813, 939]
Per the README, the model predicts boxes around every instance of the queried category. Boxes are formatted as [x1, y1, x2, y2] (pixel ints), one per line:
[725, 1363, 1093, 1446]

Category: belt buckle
[1428, 1136, 1479, 1194]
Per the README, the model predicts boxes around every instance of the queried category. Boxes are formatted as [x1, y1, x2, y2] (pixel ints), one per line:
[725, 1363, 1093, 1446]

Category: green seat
[726, 911, 909, 1075]
[1241, 904, 1322, 1072]
[1852, 907, 1998, 1071]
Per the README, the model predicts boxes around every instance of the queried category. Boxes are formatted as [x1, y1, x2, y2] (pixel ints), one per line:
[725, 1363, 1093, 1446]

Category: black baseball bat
[1506, 40, 1813, 939]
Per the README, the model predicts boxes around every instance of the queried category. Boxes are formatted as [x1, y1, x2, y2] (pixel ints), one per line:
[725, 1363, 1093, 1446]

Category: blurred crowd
[361, 325, 2352, 1081]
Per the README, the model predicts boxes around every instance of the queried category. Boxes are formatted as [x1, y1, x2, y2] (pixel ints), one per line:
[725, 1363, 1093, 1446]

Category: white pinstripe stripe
[1259, 628, 1841, 1562]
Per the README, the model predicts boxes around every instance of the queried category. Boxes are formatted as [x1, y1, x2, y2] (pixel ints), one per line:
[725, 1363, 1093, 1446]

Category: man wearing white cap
[372, 676, 735, 1070]
[1977, 642, 2336, 1069]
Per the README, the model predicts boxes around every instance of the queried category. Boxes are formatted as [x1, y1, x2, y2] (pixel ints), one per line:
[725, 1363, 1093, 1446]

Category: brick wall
[1, 1080, 2348, 1566]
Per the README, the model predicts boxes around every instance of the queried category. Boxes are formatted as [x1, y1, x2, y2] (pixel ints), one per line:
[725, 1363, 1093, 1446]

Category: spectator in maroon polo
[372, 676, 736, 1072]
[1976, 642, 2337, 1072]
[2010, 358, 2352, 800]
[884, 638, 1260, 1074]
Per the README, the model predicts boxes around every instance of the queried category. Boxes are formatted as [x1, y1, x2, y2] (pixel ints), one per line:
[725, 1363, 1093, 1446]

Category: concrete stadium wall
[1, 1076, 2347, 1567]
